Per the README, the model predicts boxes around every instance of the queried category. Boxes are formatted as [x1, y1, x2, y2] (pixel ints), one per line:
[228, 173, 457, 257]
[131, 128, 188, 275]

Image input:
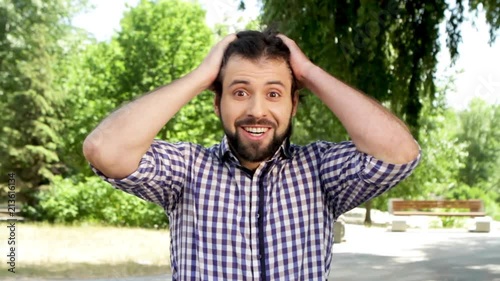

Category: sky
[72, 0, 500, 110]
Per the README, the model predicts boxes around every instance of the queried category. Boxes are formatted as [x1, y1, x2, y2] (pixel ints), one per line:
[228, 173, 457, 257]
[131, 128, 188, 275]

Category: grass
[0, 222, 171, 279]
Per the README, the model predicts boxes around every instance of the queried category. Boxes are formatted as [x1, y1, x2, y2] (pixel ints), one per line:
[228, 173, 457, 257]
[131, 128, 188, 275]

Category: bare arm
[83, 34, 236, 178]
[278, 34, 419, 164]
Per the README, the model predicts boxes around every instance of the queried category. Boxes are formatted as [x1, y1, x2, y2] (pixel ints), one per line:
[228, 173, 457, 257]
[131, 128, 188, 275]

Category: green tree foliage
[34, 0, 220, 223]
[23, 176, 168, 228]
[60, 0, 220, 178]
[452, 99, 500, 217]
[470, 0, 500, 42]
[0, 0, 84, 202]
[59, 40, 126, 176]
[456, 99, 500, 187]
[116, 0, 220, 145]
[371, 95, 500, 219]
[260, 0, 499, 138]
[371, 83, 468, 210]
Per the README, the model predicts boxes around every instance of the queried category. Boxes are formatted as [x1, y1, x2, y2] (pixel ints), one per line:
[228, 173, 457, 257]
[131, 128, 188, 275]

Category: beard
[222, 116, 292, 164]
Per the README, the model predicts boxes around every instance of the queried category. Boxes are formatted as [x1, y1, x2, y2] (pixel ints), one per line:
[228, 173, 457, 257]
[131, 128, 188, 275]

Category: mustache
[235, 117, 277, 128]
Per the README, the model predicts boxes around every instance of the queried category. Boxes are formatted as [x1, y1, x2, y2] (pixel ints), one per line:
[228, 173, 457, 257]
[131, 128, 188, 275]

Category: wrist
[300, 63, 319, 89]
[190, 65, 217, 91]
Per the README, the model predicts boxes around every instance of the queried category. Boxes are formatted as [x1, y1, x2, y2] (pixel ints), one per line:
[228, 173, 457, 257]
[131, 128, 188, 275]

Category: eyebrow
[228, 80, 249, 87]
[228, 79, 286, 87]
[266, 80, 286, 87]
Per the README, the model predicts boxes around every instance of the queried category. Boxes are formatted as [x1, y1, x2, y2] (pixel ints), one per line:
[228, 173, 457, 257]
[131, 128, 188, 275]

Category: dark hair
[211, 28, 298, 99]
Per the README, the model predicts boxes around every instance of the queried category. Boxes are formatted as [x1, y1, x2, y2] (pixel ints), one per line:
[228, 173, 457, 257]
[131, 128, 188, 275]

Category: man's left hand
[277, 34, 315, 87]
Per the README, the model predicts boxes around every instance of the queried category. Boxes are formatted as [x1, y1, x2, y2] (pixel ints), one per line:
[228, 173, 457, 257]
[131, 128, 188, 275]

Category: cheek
[219, 103, 240, 126]
[220, 98, 246, 119]
[271, 103, 294, 123]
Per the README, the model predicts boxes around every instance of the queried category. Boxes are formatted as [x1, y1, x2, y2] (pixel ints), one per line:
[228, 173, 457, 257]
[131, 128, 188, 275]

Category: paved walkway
[328, 225, 500, 281]
[8, 225, 500, 281]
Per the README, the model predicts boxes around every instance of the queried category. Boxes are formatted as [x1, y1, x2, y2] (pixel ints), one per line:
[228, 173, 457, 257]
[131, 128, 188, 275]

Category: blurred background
[0, 0, 499, 279]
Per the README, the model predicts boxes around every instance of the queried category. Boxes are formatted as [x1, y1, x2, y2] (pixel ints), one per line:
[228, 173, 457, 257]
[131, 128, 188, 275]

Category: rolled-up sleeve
[319, 141, 421, 219]
[90, 140, 189, 213]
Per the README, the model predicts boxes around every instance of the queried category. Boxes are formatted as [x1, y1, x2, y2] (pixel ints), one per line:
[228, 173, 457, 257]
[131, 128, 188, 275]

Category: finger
[277, 34, 289, 46]
[205, 34, 236, 65]
[276, 33, 289, 41]
[217, 33, 237, 49]
[277, 34, 294, 46]
[209, 33, 237, 60]
[277, 34, 301, 54]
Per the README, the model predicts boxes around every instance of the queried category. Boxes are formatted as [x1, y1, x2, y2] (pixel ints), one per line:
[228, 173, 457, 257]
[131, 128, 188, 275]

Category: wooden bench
[388, 199, 490, 232]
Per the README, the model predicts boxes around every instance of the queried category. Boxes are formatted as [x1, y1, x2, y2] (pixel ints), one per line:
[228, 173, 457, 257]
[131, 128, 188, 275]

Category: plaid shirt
[92, 137, 420, 280]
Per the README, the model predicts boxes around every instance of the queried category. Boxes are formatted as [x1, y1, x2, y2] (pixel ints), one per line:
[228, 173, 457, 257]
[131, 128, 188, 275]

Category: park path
[8, 225, 500, 281]
[328, 225, 500, 281]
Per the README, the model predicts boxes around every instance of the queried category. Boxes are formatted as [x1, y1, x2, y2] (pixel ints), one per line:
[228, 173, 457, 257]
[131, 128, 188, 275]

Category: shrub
[440, 216, 466, 228]
[23, 176, 168, 228]
[446, 183, 500, 220]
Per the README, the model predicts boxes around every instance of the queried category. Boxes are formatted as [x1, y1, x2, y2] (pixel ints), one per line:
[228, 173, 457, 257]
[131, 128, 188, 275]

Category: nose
[246, 94, 267, 118]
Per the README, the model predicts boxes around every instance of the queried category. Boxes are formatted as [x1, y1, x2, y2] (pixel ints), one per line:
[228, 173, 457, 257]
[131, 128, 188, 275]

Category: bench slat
[393, 211, 486, 217]
[390, 199, 486, 217]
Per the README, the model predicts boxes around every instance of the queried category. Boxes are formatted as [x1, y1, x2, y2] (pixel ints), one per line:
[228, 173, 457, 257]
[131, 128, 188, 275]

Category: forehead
[222, 56, 292, 88]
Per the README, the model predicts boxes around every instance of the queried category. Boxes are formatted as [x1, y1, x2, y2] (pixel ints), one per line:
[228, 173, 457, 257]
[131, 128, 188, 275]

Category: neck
[239, 159, 263, 171]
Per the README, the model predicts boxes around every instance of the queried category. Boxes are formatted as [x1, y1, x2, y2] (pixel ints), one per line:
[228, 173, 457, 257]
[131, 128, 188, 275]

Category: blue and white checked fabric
[92, 136, 420, 280]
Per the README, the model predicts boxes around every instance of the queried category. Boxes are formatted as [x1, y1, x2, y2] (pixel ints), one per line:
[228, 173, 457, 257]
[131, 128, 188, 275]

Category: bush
[446, 183, 500, 221]
[23, 176, 168, 228]
[440, 216, 466, 228]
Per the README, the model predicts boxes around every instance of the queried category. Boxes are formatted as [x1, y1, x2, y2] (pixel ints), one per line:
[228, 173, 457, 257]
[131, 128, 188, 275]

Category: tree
[367, 81, 467, 223]
[456, 99, 500, 188]
[448, 99, 500, 218]
[58, 40, 126, 177]
[115, 0, 220, 146]
[259, 0, 499, 223]
[57, 0, 221, 180]
[0, 0, 84, 202]
[260, 0, 499, 137]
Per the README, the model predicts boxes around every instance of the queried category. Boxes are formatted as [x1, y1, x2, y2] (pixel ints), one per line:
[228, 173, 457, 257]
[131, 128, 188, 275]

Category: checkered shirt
[92, 136, 420, 280]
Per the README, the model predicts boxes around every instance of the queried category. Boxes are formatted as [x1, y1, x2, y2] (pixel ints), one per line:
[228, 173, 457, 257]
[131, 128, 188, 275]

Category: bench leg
[391, 218, 407, 232]
[474, 217, 491, 233]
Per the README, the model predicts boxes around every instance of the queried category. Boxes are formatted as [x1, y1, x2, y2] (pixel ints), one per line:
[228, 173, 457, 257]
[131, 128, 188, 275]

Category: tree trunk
[364, 200, 372, 226]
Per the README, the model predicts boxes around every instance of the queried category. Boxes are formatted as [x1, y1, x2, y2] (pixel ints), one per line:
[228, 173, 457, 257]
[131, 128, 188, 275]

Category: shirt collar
[217, 135, 292, 163]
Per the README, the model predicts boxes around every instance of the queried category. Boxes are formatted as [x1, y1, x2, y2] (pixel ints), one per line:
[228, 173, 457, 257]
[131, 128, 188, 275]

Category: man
[84, 29, 420, 280]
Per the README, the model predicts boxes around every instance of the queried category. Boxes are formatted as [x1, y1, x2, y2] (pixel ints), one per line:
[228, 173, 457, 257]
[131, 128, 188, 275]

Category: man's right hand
[83, 34, 236, 179]
[196, 34, 237, 89]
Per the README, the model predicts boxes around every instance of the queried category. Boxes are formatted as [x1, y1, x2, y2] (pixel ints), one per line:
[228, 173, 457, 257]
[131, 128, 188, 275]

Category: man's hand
[83, 34, 236, 178]
[197, 34, 237, 89]
[278, 33, 419, 164]
[277, 34, 315, 86]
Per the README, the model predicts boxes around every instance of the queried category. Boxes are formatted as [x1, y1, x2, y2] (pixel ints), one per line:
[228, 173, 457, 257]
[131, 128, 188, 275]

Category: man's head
[212, 29, 299, 170]
[212, 29, 299, 98]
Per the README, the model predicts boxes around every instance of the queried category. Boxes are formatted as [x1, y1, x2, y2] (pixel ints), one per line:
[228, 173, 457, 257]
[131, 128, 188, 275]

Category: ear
[214, 94, 221, 117]
[291, 91, 299, 116]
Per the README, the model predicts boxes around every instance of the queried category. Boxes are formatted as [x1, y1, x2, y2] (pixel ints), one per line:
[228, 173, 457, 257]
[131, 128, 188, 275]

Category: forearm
[303, 65, 419, 164]
[83, 68, 210, 178]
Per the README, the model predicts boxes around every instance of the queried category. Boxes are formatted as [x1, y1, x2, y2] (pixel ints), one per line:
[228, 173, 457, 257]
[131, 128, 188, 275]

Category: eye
[233, 90, 248, 97]
[267, 91, 281, 98]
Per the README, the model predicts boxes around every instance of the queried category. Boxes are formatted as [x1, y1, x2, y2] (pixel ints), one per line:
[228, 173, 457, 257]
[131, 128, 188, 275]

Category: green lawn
[0, 222, 170, 279]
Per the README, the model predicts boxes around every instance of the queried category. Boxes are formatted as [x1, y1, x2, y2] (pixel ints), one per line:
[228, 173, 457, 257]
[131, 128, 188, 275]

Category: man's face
[215, 55, 298, 169]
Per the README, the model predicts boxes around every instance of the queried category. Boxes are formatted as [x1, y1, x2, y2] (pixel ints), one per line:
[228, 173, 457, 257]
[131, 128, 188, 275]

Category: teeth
[244, 127, 268, 134]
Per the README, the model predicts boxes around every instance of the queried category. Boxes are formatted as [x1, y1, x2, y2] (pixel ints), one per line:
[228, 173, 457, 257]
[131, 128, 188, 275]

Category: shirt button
[256, 213, 260, 219]
[258, 254, 262, 259]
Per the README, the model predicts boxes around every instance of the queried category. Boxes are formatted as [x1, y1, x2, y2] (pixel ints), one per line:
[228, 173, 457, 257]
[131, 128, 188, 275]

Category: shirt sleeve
[90, 140, 189, 213]
[319, 141, 421, 219]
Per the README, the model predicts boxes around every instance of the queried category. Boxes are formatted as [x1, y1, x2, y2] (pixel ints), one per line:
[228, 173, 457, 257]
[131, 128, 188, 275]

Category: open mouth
[241, 126, 270, 138]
